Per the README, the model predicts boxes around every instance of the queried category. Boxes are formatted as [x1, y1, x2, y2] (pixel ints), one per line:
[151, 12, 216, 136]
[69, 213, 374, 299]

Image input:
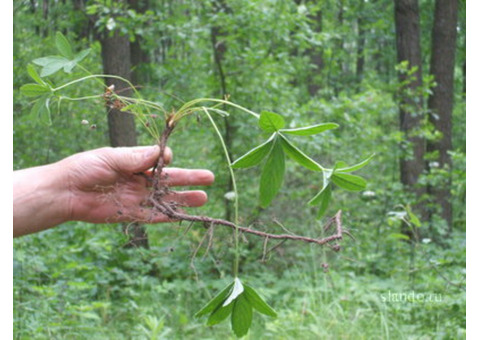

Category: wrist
[13, 160, 72, 236]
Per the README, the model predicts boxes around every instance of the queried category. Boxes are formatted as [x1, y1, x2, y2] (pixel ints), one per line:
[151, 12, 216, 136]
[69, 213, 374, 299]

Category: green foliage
[18, 31, 373, 337]
[13, 0, 466, 338]
[195, 278, 277, 337]
[259, 138, 285, 209]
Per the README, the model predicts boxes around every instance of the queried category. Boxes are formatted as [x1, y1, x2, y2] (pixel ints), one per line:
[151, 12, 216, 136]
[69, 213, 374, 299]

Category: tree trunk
[100, 29, 149, 248]
[356, 5, 365, 84]
[101, 33, 137, 148]
[306, 6, 323, 96]
[42, 0, 50, 37]
[333, 0, 345, 95]
[129, 0, 151, 84]
[393, 0, 426, 238]
[426, 0, 458, 231]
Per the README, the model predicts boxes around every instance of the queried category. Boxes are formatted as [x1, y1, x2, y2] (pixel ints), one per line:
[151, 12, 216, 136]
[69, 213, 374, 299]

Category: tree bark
[306, 5, 323, 96]
[42, 0, 50, 37]
[128, 0, 151, 84]
[101, 32, 137, 148]
[426, 0, 458, 231]
[356, 2, 365, 84]
[393, 0, 426, 237]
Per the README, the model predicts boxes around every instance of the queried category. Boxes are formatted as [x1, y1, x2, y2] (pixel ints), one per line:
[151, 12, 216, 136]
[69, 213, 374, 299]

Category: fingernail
[144, 145, 160, 159]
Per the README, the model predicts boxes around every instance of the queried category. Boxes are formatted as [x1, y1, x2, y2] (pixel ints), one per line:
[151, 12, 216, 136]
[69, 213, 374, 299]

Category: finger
[137, 147, 173, 178]
[106, 145, 161, 173]
[162, 190, 209, 207]
[160, 168, 215, 187]
[164, 147, 173, 165]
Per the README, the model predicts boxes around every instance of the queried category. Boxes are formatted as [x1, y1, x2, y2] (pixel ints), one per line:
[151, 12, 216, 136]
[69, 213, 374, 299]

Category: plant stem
[175, 98, 259, 122]
[58, 94, 104, 101]
[202, 107, 241, 277]
[152, 199, 344, 246]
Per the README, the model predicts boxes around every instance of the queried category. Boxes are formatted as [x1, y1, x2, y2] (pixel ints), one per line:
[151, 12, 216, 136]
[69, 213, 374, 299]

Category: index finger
[160, 168, 215, 187]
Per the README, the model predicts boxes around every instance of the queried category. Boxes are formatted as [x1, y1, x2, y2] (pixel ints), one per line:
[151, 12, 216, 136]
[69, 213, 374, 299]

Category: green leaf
[336, 154, 375, 173]
[206, 302, 234, 326]
[41, 61, 67, 77]
[405, 204, 421, 227]
[258, 111, 285, 132]
[388, 233, 411, 241]
[27, 64, 46, 85]
[30, 95, 52, 125]
[315, 185, 332, 218]
[55, 31, 74, 59]
[20, 84, 51, 97]
[231, 135, 275, 169]
[33, 56, 71, 77]
[63, 61, 77, 74]
[223, 278, 244, 307]
[231, 294, 253, 338]
[259, 138, 285, 208]
[32, 56, 58, 67]
[334, 161, 349, 169]
[195, 282, 234, 318]
[280, 123, 339, 136]
[243, 285, 277, 317]
[73, 48, 91, 64]
[278, 135, 322, 171]
[308, 173, 332, 219]
[331, 172, 367, 191]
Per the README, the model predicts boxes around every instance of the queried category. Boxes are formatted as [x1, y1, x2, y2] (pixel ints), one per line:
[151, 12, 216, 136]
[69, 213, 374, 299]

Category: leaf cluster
[231, 111, 372, 217]
[195, 278, 276, 338]
[19, 32, 91, 124]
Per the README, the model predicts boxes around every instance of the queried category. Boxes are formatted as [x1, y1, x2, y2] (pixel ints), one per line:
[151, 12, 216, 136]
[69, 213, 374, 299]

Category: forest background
[12, 0, 468, 339]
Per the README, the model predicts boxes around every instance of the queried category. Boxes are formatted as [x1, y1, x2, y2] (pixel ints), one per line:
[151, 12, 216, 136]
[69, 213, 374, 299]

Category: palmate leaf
[231, 294, 253, 338]
[231, 134, 275, 169]
[278, 134, 322, 171]
[29, 95, 53, 125]
[196, 278, 277, 338]
[223, 278, 244, 307]
[33, 56, 71, 77]
[309, 184, 332, 219]
[280, 122, 339, 136]
[32, 31, 91, 77]
[308, 169, 333, 218]
[331, 172, 367, 191]
[73, 48, 91, 64]
[55, 31, 74, 59]
[195, 282, 234, 318]
[259, 138, 285, 208]
[26, 64, 46, 86]
[207, 302, 234, 326]
[243, 285, 277, 317]
[258, 111, 285, 132]
[20, 84, 51, 97]
[336, 154, 375, 173]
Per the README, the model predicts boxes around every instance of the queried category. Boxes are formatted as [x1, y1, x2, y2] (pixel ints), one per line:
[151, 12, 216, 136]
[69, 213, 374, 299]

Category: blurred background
[13, 0, 466, 338]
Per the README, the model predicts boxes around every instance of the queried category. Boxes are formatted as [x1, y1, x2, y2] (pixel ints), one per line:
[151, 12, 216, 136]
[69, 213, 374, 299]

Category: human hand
[13, 145, 214, 237]
[63, 145, 214, 224]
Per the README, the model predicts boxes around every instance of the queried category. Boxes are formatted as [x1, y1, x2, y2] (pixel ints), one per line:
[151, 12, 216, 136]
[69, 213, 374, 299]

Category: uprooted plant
[20, 32, 373, 337]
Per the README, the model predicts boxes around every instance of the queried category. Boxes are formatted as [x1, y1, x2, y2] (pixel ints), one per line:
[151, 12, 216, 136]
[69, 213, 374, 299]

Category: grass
[13, 220, 465, 340]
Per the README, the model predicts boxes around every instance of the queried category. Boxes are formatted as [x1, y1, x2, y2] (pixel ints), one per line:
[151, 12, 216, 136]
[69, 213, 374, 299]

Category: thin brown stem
[150, 121, 345, 250]
[151, 197, 343, 246]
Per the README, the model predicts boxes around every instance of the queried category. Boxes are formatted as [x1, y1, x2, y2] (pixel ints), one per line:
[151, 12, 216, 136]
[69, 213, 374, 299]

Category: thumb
[108, 145, 161, 173]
